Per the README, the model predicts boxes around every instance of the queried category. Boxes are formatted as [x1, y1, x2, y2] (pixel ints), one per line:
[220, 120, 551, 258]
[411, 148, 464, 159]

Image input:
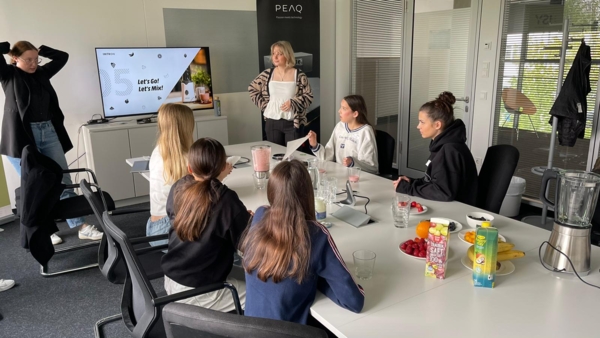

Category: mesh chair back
[476, 145, 520, 213]
[375, 130, 396, 176]
[162, 303, 328, 338]
[80, 179, 125, 283]
[102, 211, 162, 338]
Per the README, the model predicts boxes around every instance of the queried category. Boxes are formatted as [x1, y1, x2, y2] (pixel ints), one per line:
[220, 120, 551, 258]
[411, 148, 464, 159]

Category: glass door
[400, 0, 481, 177]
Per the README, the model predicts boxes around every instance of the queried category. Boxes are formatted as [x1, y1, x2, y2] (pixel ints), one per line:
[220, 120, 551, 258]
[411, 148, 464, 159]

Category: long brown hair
[157, 103, 195, 184]
[240, 160, 315, 283]
[8, 41, 37, 65]
[344, 95, 371, 126]
[420, 91, 456, 130]
[173, 138, 226, 242]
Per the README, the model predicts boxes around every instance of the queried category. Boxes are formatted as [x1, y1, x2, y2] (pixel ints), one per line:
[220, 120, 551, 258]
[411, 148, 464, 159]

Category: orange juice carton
[425, 218, 450, 279]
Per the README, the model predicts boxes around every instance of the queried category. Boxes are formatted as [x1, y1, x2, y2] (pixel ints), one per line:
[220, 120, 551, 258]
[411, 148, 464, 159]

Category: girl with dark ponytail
[161, 138, 251, 312]
[394, 91, 478, 205]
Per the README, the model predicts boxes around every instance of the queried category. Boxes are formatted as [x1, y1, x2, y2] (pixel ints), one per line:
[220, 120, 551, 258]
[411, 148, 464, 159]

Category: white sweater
[149, 146, 172, 217]
[312, 122, 379, 174]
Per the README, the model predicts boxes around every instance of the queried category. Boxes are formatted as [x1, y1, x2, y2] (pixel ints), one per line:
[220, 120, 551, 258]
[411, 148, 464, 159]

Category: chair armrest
[131, 234, 168, 244]
[135, 244, 168, 255]
[110, 208, 151, 216]
[154, 282, 241, 315]
[63, 168, 99, 183]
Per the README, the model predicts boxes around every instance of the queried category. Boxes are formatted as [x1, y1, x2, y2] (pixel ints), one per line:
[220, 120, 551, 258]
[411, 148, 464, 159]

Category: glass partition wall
[491, 0, 600, 202]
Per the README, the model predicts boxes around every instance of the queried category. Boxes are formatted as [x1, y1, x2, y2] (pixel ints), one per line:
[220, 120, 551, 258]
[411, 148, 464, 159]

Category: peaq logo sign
[275, 4, 303, 13]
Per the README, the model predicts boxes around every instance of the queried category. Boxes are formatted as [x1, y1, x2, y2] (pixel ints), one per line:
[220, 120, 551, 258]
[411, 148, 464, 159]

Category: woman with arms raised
[240, 160, 364, 324]
[394, 91, 478, 205]
[161, 138, 250, 311]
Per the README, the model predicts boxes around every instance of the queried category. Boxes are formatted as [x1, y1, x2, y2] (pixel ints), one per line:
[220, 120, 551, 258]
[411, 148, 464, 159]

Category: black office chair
[375, 130, 396, 178]
[162, 303, 328, 338]
[99, 211, 242, 338]
[476, 145, 520, 213]
[80, 179, 165, 285]
[16, 145, 116, 277]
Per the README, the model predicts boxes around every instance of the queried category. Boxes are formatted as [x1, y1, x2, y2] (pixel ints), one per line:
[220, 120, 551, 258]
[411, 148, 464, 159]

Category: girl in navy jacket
[240, 160, 364, 324]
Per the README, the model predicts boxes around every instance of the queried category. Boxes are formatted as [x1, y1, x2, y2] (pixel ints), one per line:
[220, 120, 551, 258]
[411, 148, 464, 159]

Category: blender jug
[540, 170, 600, 227]
[540, 169, 600, 274]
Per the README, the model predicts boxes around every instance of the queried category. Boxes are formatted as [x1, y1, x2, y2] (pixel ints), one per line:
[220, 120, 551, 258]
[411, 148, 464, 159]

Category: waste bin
[499, 177, 526, 217]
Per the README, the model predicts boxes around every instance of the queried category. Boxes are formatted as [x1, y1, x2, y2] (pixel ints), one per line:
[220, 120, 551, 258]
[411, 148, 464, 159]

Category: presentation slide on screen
[96, 47, 214, 117]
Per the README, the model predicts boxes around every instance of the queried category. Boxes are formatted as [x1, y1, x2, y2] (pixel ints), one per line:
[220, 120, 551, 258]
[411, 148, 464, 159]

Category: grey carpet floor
[0, 203, 162, 338]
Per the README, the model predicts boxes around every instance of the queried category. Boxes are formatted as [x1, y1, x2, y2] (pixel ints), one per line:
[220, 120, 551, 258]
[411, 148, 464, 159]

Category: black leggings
[265, 118, 302, 146]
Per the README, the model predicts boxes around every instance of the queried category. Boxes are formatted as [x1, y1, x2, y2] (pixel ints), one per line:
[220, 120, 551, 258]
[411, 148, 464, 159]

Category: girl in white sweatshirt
[308, 95, 379, 174]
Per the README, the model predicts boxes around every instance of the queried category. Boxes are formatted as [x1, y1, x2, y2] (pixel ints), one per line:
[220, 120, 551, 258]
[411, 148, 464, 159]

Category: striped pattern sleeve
[291, 71, 313, 128]
[248, 69, 271, 112]
[313, 221, 365, 312]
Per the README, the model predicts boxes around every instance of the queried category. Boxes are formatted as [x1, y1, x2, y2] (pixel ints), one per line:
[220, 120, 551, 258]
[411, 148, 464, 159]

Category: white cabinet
[83, 115, 228, 201]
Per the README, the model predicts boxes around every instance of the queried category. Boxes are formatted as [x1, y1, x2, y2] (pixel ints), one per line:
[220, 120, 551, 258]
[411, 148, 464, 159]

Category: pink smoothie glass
[251, 145, 271, 175]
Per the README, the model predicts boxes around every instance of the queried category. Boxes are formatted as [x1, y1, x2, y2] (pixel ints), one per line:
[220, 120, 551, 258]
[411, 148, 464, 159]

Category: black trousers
[265, 118, 302, 147]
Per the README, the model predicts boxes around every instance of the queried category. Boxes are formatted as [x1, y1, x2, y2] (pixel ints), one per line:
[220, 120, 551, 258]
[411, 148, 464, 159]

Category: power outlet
[475, 157, 483, 166]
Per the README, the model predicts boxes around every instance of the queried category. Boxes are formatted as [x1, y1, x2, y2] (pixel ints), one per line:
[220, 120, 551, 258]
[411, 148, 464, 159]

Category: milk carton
[425, 218, 450, 279]
[472, 221, 498, 288]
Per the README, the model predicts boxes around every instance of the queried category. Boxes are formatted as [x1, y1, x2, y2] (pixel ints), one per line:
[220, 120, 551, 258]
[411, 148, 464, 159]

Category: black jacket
[162, 175, 250, 288]
[549, 40, 591, 147]
[0, 42, 73, 158]
[19, 145, 63, 266]
[396, 119, 478, 205]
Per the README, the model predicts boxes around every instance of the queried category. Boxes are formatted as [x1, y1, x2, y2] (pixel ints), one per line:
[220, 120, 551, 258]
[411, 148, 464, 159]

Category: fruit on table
[416, 220, 430, 239]
[400, 237, 428, 258]
[464, 230, 505, 244]
[467, 244, 525, 262]
[410, 201, 424, 212]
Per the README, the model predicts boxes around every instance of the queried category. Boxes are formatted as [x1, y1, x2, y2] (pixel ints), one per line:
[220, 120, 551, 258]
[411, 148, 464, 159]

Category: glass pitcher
[541, 169, 600, 227]
[306, 158, 320, 190]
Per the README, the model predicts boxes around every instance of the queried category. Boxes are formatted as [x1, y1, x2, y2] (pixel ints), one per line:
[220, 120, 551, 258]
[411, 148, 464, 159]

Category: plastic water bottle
[214, 96, 221, 116]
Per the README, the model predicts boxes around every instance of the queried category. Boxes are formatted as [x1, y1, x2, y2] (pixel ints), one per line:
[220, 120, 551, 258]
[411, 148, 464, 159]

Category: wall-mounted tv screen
[95, 47, 213, 118]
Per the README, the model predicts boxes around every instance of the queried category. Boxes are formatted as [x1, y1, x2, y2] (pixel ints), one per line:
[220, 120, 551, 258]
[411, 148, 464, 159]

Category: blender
[540, 169, 600, 275]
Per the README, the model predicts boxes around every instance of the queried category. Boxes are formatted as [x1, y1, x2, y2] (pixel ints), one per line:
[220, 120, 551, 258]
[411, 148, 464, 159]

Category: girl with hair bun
[394, 91, 477, 205]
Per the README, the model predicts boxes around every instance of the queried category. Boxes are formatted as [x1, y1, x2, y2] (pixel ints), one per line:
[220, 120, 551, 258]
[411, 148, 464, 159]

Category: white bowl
[466, 212, 494, 228]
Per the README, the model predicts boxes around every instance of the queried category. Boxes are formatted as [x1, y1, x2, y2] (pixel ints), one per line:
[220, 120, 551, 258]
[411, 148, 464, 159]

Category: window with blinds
[492, 0, 600, 199]
[352, 0, 403, 162]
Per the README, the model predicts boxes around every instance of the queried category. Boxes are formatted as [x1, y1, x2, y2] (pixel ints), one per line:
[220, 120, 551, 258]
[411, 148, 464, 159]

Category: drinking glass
[353, 250, 376, 280]
[348, 167, 361, 183]
[252, 172, 268, 190]
[393, 194, 411, 228]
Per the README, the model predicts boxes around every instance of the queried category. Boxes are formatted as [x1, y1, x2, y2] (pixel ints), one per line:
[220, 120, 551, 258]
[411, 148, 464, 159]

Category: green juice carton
[425, 218, 450, 279]
[472, 221, 498, 288]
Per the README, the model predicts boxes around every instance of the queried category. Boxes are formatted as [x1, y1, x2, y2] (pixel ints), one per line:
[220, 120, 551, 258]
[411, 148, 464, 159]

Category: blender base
[542, 223, 591, 276]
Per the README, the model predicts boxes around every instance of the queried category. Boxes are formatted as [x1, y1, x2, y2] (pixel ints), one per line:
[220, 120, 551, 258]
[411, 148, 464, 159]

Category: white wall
[470, 0, 504, 165]
[0, 0, 338, 206]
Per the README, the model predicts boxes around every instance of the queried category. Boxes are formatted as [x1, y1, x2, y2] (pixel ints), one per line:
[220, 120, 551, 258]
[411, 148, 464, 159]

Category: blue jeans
[146, 215, 171, 247]
[6, 121, 85, 229]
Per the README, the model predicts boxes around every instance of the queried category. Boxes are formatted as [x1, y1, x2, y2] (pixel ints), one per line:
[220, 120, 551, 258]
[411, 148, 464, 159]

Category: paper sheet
[283, 135, 309, 160]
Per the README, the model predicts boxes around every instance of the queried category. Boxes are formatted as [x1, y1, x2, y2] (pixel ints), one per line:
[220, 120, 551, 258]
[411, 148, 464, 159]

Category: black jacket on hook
[549, 40, 591, 147]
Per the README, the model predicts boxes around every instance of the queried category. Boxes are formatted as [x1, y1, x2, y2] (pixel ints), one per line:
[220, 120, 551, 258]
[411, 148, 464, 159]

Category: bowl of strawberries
[399, 237, 428, 260]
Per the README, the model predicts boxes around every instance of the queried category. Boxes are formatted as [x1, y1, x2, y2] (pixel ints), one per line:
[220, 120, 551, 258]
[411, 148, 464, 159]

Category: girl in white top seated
[146, 103, 195, 245]
[308, 95, 379, 174]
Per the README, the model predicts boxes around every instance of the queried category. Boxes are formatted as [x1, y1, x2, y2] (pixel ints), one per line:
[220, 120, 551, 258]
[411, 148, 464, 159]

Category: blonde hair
[157, 103, 195, 184]
[270, 41, 296, 68]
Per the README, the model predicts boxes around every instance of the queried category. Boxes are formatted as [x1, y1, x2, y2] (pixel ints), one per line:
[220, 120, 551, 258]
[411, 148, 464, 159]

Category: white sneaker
[0, 279, 15, 292]
[51, 233, 63, 245]
[79, 225, 103, 241]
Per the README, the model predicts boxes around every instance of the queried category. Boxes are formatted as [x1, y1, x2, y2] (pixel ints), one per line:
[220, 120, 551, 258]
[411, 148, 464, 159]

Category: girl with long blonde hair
[161, 138, 250, 311]
[240, 160, 364, 324]
[146, 103, 195, 245]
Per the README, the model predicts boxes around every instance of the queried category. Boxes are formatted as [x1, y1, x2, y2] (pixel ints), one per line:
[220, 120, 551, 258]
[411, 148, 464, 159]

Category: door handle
[456, 96, 470, 103]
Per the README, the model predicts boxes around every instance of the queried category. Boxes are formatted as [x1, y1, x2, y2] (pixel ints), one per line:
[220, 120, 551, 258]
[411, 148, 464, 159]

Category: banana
[467, 244, 523, 262]
[497, 242, 515, 253]
[497, 250, 525, 261]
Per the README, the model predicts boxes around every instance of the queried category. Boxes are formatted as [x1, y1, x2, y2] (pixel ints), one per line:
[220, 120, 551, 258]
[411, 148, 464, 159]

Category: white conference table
[129, 141, 600, 338]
